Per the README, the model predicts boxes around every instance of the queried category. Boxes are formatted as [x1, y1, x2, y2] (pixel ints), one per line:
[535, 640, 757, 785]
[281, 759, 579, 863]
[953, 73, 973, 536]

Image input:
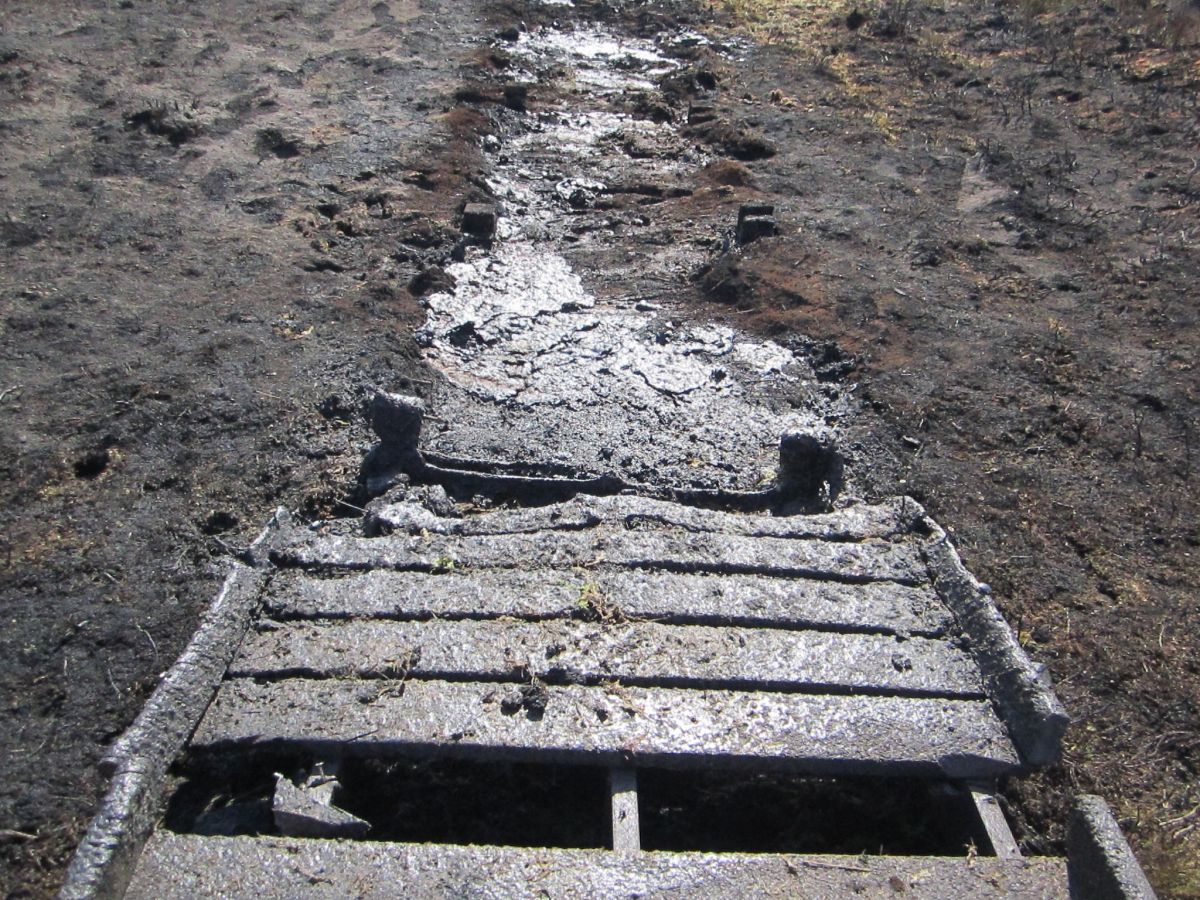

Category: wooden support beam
[969, 785, 1021, 859]
[609, 768, 640, 854]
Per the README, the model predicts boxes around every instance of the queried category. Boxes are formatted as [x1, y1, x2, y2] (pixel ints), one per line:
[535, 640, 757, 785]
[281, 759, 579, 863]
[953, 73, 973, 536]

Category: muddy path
[405, 16, 849, 499]
[2, 0, 1198, 896]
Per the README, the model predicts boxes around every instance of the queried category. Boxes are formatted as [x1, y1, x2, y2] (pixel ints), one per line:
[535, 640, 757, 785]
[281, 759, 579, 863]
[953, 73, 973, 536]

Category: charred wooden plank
[192, 678, 1020, 779]
[271, 529, 927, 585]
[263, 569, 952, 636]
[125, 834, 1069, 899]
[230, 619, 985, 698]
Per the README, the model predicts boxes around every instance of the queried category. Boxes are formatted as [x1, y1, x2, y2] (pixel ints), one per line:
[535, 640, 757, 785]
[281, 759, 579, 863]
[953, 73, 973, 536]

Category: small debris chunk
[500, 683, 549, 719]
[273, 772, 369, 839]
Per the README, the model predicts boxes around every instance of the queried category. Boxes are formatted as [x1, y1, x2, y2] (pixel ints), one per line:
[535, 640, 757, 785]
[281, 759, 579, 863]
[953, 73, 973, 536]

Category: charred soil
[0, 0, 477, 894]
[684, 0, 1200, 893]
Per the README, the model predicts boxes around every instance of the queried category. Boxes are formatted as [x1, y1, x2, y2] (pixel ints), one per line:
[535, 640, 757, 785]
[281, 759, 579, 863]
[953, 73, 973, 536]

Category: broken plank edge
[60, 510, 286, 900]
[918, 510, 1069, 770]
[187, 736, 1017, 780]
[416, 450, 790, 512]
[367, 494, 909, 543]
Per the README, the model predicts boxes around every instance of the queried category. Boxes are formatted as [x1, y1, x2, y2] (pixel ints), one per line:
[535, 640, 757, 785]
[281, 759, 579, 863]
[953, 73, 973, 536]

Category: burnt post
[736, 203, 777, 245]
[461, 203, 497, 239]
[1067, 796, 1157, 900]
[362, 391, 427, 495]
[503, 83, 529, 112]
[778, 430, 843, 504]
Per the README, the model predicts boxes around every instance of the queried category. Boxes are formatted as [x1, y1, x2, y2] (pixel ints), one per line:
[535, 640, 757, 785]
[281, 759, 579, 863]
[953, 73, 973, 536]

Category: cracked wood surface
[263, 568, 953, 635]
[368, 494, 918, 540]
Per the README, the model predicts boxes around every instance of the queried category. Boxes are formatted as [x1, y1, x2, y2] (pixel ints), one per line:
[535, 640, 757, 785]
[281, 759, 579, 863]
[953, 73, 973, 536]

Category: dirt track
[1, 0, 1197, 896]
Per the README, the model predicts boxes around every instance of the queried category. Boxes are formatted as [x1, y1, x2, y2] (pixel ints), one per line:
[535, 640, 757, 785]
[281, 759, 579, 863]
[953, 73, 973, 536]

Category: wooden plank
[192, 678, 1020, 779]
[263, 570, 953, 636]
[229, 619, 985, 698]
[370, 496, 914, 542]
[271, 529, 928, 584]
[126, 834, 1070, 899]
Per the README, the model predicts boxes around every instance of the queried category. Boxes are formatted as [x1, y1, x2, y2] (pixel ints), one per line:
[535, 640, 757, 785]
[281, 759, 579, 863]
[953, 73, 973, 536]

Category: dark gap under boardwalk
[164, 750, 992, 856]
[166, 754, 610, 850]
[637, 768, 991, 856]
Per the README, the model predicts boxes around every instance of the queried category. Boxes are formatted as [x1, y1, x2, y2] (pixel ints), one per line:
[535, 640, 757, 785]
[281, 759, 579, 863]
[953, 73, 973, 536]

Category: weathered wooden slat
[229, 619, 984, 697]
[192, 678, 1019, 778]
[271, 529, 927, 584]
[263, 570, 953, 636]
[127, 834, 1069, 899]
[370, 495, 915, 542]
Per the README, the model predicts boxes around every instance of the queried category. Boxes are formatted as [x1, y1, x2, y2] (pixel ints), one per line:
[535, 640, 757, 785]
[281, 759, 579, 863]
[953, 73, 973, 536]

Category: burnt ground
[1, 0, 1197, 896]
[0, 0, 469, 894]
